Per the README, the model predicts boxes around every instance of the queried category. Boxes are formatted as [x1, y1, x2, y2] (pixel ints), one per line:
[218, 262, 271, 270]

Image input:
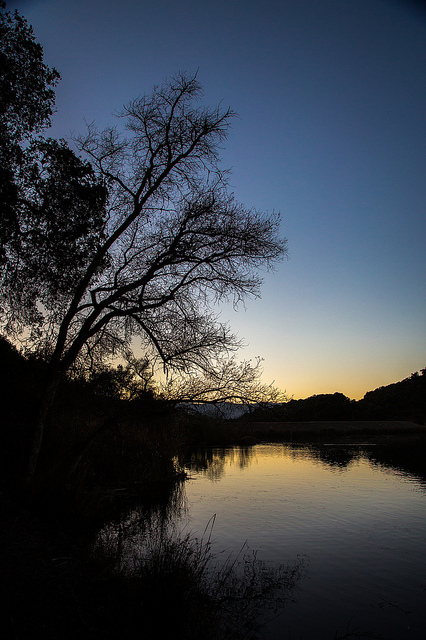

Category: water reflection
[368, 442, 426, 485]
[180, 442, 426, 640]
[184, 446, 256, 480]
[94, 461, 306, 640]
[95, 441, 426, 640]
[183, 441, 426, 486]
[309, 445, 366, 469]
[96, 478, 188, 571]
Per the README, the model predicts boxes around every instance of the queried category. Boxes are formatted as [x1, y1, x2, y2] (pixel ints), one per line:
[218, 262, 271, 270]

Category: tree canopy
[64, 74, 286, 377]
[0, 1, 60, 258]
[1, 138, 108, 335]
[0, 3, 108, 334]
[0, 2, 59, 140]
[2, 69, 286, 378]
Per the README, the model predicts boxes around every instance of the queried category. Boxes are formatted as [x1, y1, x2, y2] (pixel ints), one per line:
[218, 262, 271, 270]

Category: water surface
[179, 443, 426, 639]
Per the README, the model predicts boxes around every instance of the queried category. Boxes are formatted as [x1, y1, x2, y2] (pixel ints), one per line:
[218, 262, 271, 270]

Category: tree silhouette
[1, 3, 108, 334]
[2, 139, 108, 335]
[0, 4, 286, 481]
[161, 356, 285, 408]
[0, 1, 60, 261]
[19, 73, 283, 479]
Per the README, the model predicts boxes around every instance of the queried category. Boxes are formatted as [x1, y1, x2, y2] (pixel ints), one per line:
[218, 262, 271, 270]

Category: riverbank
[235, 420, 426, 444]
[0, 481, 302, 640]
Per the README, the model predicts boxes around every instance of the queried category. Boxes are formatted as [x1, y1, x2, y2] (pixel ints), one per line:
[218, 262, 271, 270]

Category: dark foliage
[0, 337, 47, 477]
[356, 369, 426, 424]
[243, 371, 426, 424]
[285, 392, 356, 421]
[0, 2, 59, 140]
[0, 338, 176, 500]
[245, 392, 356, 422]
[2, 139, 108, 332]
[0, 1, 60, 261]
[0, 3, 108, 337]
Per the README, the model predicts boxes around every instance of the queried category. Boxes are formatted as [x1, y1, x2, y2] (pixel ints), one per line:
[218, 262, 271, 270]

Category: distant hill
[356, 369, 425, 423]
[237, 370, 426, 425]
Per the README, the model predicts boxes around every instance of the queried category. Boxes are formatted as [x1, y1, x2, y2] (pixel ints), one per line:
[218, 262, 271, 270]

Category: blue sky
[10, 0, 426, 399]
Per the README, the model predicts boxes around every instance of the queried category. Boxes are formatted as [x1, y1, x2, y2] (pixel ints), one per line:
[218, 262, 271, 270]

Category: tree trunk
[25, 373, 61, 483]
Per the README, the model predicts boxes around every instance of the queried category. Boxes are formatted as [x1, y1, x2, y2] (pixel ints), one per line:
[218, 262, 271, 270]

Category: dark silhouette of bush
[0, 337, 50, 478]
[0, 337, 177, 491]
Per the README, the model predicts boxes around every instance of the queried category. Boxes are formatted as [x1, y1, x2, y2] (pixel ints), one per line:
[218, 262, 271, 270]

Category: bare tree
[160, 357, 286, 408]
[5, 73, 286, 480]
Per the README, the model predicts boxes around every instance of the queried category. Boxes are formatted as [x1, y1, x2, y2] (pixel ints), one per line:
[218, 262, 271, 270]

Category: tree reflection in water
[95, 476, 188, 572]
[182, 440, 426, 484]
[93, 470, 306, 640]
[92, 440, 425, 639]
[181, 445, 257, 481]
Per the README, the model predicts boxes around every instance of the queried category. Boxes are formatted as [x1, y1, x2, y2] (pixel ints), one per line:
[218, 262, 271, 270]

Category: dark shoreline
[232, 420, 426, 445]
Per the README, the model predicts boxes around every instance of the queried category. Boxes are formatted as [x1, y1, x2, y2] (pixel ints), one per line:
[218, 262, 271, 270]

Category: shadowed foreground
[0, 492, 88, 639]
[0, 487, 303, 640]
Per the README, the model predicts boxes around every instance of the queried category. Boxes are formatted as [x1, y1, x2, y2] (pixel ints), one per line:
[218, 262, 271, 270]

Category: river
[99, 441, 426, 639]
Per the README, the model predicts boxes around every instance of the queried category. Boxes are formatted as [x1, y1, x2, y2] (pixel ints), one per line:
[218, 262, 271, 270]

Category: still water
[100, 442, 426, 639]
[179, 443, 426, 640]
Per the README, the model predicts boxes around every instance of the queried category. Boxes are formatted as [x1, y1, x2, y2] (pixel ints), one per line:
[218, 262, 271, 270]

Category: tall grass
[88, 516, 306, 640]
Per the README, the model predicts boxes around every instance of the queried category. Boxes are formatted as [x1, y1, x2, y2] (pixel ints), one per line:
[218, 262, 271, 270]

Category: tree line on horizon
[244, 369, 426, 425]
[0, 333, 424, 520]
[1, 336, 424, 426]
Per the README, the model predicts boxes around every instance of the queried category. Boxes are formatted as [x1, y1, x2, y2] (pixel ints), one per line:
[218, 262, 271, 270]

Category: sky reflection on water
[181, 443, 426, 640]
[97, 443, 425, 639]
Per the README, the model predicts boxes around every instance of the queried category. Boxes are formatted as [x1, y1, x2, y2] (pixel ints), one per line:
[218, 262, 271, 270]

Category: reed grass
[88, 516, 306, 640]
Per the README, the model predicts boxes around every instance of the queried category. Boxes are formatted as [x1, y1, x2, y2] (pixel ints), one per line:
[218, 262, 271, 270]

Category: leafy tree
[0, 3, 108, 333]
[0, 2, 58, 138]
[2, 138, 108, 334]
[0, 1, 60, 258]
[0, 5, 286, 480]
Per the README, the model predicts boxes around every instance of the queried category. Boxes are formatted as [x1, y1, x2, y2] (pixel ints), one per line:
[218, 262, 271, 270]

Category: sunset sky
[10, 0, 426, 399]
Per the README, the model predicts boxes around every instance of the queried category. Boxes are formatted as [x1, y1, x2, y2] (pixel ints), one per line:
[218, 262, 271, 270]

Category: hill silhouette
[239, 371, 425, 425]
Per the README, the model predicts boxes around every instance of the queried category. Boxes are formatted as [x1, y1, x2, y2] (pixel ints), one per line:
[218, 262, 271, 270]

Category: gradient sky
[9, 0, 426, 399]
